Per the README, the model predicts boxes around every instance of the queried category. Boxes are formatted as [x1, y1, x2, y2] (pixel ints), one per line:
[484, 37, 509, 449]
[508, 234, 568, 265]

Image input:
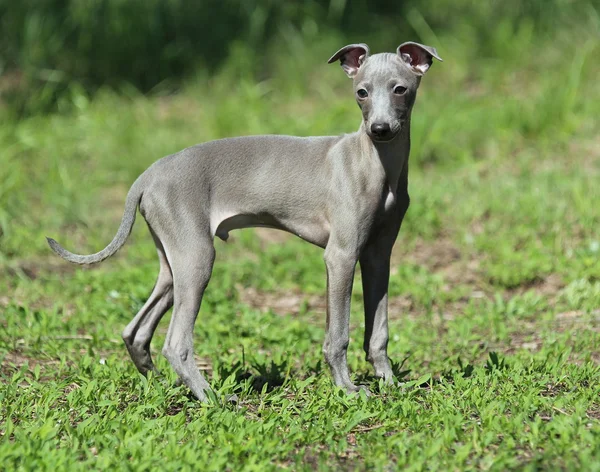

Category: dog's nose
[370, 122, 392, 139]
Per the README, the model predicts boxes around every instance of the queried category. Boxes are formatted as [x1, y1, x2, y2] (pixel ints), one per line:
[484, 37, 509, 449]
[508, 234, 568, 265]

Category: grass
[1, 10, 600, 471]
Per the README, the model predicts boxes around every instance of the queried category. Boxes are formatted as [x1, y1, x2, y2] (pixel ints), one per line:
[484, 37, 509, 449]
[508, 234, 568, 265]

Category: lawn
[1, 7, 600, 471]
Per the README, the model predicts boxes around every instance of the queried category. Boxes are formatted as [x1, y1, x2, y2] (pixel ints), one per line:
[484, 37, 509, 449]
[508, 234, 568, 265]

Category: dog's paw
[226, 393, 239, 404]
[345, 384, 372, 398]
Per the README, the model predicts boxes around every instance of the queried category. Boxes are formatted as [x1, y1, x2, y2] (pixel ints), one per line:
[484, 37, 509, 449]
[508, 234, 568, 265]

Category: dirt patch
[395, 236, 571, 303]
[393, 236, 488, 294]
[481, 309, 600, 361]
[401, 237, 463, 270]
[0, 350, 67, 383]
[588, 408, 600, 421]
[507, 273, 565, 300]
[240, 285, 438, 321]
[240, 286, 326, 317]
[388, 295, 414, 314]
[239, 284, 471, 325]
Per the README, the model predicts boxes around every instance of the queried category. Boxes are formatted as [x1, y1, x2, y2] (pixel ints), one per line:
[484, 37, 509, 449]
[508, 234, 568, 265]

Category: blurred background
[0, 0, 599, 277]
[1, 0, 597, 115]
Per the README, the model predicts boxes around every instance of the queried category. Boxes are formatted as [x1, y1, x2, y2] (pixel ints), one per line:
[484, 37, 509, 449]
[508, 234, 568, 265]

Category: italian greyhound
[47, 42, 442, 401]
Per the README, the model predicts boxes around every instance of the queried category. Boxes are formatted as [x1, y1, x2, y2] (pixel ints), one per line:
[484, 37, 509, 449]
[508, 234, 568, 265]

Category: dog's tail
[46, 177, 144, 265]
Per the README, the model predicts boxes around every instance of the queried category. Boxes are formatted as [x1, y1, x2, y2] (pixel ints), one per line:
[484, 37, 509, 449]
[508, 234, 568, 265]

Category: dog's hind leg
[122, 229, 173, 375]
[161, 233, 215, 401]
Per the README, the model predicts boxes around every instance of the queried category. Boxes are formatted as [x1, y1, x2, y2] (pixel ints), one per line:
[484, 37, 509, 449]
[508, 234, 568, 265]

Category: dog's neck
[358, 121, 410, 192]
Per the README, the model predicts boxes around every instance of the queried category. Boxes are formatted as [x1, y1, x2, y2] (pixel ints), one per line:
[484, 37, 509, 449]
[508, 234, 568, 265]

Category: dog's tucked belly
[214, 212, 330, 248]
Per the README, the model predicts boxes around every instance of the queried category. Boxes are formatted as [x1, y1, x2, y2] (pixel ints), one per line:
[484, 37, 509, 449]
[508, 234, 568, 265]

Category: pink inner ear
[343, 48, 366, 70]
[399, 44, 430, 69]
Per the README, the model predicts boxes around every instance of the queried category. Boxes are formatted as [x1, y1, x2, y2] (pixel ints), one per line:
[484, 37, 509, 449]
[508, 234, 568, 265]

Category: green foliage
[1, 0, 595, 115]
[2, 262, 599, 469]
[1, 1, 600, 470]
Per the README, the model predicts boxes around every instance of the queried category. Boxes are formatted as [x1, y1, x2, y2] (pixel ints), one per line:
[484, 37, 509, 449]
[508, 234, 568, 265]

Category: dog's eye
[356, 89, 368, 99]
[394, 85, 407, 95]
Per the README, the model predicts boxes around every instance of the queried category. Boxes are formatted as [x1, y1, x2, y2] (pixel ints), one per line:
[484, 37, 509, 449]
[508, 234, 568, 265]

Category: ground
[1, 27, 600, 469]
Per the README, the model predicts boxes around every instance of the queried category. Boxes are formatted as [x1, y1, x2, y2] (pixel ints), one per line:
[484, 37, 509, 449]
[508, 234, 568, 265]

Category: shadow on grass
[210, 351, 511, 398]
[217, 358, 292, 394]
[354, 351, 511, 392]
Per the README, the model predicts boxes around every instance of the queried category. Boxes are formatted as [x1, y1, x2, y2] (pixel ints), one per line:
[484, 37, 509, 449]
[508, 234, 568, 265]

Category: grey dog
[47, 41, 442, 401]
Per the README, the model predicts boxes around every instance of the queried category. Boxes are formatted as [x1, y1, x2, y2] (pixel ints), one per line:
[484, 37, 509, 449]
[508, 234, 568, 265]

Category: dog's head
[328, 42, 442, 143]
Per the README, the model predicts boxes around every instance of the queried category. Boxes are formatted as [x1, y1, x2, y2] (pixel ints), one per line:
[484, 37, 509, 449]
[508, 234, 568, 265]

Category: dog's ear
[397, 42, 443, 75]
[328, 43, 370, 78]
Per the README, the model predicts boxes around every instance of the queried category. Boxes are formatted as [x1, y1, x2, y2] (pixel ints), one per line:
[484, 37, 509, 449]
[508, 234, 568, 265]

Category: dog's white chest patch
[384, 188, 396, 213]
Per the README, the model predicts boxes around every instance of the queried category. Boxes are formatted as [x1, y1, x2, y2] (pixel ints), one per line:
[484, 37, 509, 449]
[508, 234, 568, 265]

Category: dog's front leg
[322, 242, 364, 393]
[360, 193, 408, 384]
[360, 240, 394, 383]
